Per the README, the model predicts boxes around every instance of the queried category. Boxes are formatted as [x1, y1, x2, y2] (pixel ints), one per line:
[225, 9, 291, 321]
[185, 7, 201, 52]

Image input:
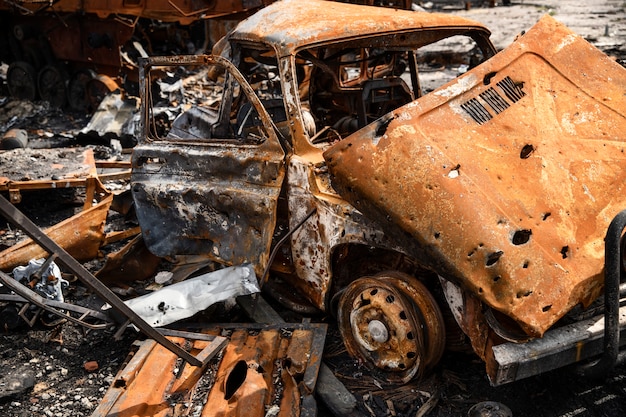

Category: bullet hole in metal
[542, 304, 552, 312]
[386, 294, 395, 303]
[224, 360, 248, 400]
[468, 249, 475, 257]
[483, 71, 497, 85]
[434, 231, 441, 239]
[448, 164, 460, 179]
[486, 251, 503, 266]
[520, 144, 535, 159]
[523, 261, 529, 268]
[370, 289, 378, 296]
[542, 212, 551, 221]
[493, 275, 501, 282]
[560, 246, 569, 259]
[516, 290, 533, 299]
[407, 331, 414, 340]
[407, 351, 416, 359]
[375, 116, 393, 137]
[512, 229, 532, 245]
[398, 363, 406, 369]
[478, 287, 484, 293]
[400, 311, 407, 320]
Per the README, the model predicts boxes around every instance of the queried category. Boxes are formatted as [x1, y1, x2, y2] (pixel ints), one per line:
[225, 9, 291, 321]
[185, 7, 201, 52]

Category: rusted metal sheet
[0, 193, 112, 271]
[0, 148, 115, 270]
[323, 15, 626, 338]
[92, 323, 327, 417]
[0, 148, 101, 205]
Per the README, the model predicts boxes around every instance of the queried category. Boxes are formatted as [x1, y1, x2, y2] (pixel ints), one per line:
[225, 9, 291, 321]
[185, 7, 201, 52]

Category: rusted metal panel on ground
[323, 15, 626, 338]
[0, 193, 112, 271]
[0, 148, 101, 204]
[0, 148, 115, 271]
[93, 323, 327, 417]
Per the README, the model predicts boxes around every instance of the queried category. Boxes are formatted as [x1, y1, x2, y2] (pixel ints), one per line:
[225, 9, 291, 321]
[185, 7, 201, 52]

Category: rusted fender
[323, 15, 626, 338]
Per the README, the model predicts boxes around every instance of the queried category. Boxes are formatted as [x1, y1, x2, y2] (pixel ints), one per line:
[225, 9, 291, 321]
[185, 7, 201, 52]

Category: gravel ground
[1, 1, 626, 417]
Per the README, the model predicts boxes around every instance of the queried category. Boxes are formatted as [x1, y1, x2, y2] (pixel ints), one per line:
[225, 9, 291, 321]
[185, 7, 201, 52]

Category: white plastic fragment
[12, 258, 68, 302]
[123, 263, 259, 327]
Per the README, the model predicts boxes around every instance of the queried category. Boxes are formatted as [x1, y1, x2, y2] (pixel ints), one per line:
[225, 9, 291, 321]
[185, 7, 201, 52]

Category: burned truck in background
[0, 0, 279, 112]
[130, 0, 626, 386]
[0, 0, 412, 112]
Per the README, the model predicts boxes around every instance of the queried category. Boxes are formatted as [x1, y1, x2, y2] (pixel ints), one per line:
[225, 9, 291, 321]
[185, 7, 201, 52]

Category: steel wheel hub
[339, 276, 425, 383]
[338, 271, 446, 383]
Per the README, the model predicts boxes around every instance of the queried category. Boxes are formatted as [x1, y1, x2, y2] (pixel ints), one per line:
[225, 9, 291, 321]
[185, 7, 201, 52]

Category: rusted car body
[132, 0, 497, 384]
[323, 14, 626, 382]
[131, 0, 626, 387]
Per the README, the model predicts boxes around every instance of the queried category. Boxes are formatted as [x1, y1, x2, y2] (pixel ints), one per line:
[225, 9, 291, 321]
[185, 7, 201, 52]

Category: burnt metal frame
[0, 193, 211, 367]
[577, 209, 626, 378]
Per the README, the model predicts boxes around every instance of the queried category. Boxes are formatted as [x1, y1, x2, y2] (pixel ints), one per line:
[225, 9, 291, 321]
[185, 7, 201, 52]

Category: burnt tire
[7, 61, 37, 101]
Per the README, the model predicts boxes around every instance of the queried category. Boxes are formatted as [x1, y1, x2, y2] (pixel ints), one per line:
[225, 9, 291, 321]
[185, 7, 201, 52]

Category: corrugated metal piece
[323, 15, 626, 338]
[93, 323, 327, 417]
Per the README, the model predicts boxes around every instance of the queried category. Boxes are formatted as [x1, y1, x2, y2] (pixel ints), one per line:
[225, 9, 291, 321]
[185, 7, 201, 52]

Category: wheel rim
[338, 276, 426, 383]
[38, 65, 67, 108]
[7, 61, 37, 101]
[379, 272, 446, 370]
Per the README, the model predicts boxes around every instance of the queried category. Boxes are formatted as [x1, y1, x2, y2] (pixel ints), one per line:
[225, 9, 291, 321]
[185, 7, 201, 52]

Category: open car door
[131, 55, 286, 277]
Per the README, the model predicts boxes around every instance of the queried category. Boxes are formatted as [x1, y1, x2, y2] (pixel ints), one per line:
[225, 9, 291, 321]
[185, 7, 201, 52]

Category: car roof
[228, 0, 493, 57]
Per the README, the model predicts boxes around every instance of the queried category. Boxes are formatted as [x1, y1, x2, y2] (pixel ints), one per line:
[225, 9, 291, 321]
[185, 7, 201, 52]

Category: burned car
[131, 0, 626, 386]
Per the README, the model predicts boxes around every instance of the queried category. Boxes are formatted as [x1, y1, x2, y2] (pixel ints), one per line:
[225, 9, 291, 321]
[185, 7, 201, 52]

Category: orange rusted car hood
[323, 15, 626, 338]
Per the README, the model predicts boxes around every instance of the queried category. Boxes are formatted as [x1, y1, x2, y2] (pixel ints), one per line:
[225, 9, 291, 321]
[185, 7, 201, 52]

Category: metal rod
[0, 194, 203, 366]
[577, 209, 626, 378]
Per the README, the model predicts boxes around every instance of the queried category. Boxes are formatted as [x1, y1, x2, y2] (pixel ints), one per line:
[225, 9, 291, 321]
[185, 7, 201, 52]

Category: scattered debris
[83, 361, 99, 373]
[1, 128, 28, 150]
[11, 258, 68, 303]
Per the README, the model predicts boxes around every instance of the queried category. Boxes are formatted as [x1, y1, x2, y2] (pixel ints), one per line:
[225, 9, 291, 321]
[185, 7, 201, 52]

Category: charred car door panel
[132, 55, 285, 276]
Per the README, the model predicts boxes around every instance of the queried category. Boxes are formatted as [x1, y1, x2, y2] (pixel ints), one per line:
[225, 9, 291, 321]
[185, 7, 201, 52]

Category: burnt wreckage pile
[2, 0, 626, 416]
